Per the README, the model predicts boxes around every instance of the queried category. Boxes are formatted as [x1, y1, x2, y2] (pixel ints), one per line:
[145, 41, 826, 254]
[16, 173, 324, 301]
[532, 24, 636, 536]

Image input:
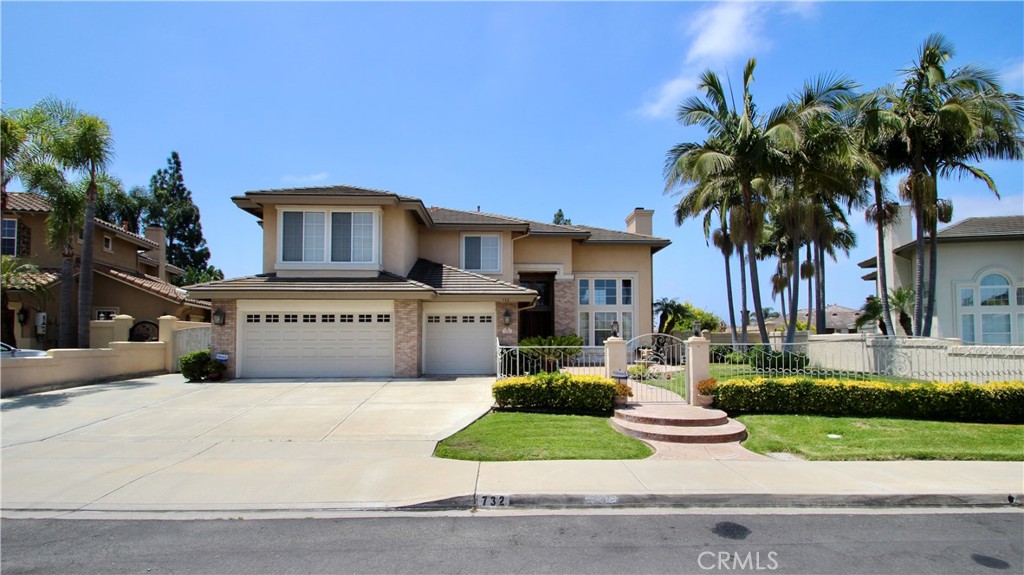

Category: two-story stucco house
[858, 207, 1024, 344]
[186, 185, 670, 378]
[2, 191, 211, 349]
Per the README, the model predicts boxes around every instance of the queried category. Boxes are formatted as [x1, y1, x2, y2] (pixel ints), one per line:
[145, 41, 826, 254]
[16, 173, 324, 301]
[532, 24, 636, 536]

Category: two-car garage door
[238, 301, 394, 378]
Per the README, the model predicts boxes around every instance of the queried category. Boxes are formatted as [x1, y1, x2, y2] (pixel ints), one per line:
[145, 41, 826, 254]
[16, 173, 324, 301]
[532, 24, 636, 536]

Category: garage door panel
[424, 312, 496, 375]
[240, 308, 394, 378]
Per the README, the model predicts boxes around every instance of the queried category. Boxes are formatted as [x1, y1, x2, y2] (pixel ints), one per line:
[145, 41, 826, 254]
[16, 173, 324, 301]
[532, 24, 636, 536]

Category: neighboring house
[186, 184, 670, 378]
[769, 305, 864, 334]
[858, 207, 1024, 344]
[1, 191, 211, 349]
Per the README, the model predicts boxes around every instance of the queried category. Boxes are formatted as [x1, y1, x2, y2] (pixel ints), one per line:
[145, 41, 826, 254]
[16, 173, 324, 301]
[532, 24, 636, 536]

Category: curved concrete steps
[611, 404, 747, 444]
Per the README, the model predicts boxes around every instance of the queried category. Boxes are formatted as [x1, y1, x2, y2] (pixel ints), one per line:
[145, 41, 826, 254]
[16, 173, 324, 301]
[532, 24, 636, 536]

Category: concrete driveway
[2, 374, 493, 511]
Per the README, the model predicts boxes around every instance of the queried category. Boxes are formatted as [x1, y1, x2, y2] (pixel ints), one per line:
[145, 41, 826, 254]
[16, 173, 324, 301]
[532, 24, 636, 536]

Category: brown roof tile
[3, 192, 158, 249]
[407, 259, 538, 297]
[185, 272, 434, 296]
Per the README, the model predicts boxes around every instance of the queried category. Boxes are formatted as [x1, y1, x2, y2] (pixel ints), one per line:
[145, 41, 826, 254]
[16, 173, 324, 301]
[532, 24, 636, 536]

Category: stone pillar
[112, 314, 134, 343]
[686, 335, 711, 403]
[210, 299, 237, 379]
[604, 336, 626, 379]
[393, 300, 422, 378]
[497, 302, 518, 346]
[553, 279, 577, 336]
[158, 315, 179, 372]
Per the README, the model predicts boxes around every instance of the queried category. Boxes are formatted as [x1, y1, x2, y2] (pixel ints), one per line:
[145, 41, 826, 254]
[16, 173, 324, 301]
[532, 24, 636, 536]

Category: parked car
[0, 342, 48, 359]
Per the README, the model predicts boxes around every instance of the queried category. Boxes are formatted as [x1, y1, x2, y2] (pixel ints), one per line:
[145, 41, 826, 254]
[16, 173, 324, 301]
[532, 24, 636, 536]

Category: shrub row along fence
[497, 345, 606, 378]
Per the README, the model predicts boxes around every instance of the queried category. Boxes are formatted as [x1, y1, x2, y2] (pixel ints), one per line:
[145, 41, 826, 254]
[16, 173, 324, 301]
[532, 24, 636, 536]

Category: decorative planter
[613, 396, 629, 408]
[692, 393, 713, 407]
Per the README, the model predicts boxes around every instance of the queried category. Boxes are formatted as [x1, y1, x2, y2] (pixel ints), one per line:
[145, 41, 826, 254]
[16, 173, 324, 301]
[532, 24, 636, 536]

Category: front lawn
[434, 412, 653, 461]
[739, 414, 1024, 461]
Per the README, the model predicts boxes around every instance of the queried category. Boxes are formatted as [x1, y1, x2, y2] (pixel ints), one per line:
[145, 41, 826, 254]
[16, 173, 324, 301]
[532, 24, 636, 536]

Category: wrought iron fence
[704, 336, 1024, 384]
[496, 345, 605, 378]
[625, 333, 688, 403]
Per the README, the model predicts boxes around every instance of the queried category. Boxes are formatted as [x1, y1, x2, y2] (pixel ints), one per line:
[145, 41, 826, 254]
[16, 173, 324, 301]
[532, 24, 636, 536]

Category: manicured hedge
[492, 372, 616, 415]
[713, 377, 1024, 423]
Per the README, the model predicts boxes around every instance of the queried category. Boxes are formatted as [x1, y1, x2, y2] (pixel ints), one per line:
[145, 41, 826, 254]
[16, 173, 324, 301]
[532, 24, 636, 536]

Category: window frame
[576, 274, 638, 345]
[276, 206, 382, 270]
[1, 218, 18, 256]
[460, 233, 502, 273]
[956, 270, 1023, 345]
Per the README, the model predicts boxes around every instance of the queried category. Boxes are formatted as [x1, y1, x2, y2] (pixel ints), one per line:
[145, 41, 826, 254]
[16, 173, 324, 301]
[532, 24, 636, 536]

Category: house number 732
[477, 495, 510, 507]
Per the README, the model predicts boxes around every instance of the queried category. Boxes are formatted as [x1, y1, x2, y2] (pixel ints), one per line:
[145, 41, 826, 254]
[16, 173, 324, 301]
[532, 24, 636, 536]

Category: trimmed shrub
[493, 372, 616, 414]
[179, 349, 226, 382]
[713, 377, 1024, 424]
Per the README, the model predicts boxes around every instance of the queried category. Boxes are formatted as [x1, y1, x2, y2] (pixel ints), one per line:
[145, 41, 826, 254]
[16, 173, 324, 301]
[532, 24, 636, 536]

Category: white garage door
[238, 303, 394, 378]
[424, 308, 496, 375]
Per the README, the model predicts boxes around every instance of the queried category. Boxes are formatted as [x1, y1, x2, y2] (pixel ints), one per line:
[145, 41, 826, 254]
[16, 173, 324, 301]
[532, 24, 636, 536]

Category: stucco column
[158, 315, 179, 372]
[112, 314, 134, 343]
[686, 335, 710, 402]
[604, 336, 626, 379]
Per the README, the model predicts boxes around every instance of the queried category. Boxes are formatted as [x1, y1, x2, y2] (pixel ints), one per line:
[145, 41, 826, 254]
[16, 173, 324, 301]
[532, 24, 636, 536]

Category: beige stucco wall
[382, 207, 419, 275]
[573, 244, 656, 335]
[512, 236, 574, 276]
[0, 342, 167, 397]
[417, 229, 515, 283]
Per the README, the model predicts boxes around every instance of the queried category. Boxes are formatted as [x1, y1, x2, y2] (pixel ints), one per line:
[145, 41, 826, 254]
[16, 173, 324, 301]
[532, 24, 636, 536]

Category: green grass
[739, 414, 1024, 461]
[434, 411, 654, 461]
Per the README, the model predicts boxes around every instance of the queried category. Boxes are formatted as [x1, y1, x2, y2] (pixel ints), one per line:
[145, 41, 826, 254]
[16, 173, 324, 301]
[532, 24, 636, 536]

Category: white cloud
[636, 75, 699, 120]
[281, 172, 329, 185]
[999, 59, 1024, 91]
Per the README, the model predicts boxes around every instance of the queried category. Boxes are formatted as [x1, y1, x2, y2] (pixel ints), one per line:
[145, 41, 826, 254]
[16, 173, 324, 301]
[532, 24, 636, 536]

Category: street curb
[402, 492, 1024, 511]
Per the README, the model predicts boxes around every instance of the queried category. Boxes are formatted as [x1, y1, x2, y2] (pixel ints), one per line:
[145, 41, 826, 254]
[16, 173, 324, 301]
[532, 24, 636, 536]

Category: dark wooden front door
[518, 273, 555, 340]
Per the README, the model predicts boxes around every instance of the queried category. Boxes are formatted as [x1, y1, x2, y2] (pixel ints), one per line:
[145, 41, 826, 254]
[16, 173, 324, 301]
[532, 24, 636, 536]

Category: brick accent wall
[210, 299, 237, 380]
[554, 279, 577, 337]
[394, 300, 422, 378]
[497, 302, 519, 346]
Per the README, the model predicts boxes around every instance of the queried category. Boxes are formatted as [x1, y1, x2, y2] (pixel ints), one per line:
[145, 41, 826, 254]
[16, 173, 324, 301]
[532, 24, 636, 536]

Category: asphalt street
[2, 510, 1022, 574]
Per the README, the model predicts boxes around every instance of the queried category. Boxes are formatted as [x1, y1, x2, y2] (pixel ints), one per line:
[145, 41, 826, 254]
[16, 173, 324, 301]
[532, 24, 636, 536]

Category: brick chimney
[625, 207, 654, 236]
[144, 226, 168, 281]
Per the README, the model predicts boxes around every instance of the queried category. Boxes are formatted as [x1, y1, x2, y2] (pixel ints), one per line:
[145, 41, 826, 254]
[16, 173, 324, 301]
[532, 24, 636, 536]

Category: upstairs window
[462, 235, 500, 273]
[1, 219, 17, 256]
[280, 209, 377, 265]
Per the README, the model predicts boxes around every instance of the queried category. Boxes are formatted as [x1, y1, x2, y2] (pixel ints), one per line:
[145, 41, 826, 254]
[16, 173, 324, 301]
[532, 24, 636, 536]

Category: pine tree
[145, 152, 211, 276]
[552, 209, 572, 225]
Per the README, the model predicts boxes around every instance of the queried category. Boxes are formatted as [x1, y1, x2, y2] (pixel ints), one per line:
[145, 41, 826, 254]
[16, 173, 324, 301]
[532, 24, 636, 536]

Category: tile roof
[427, 207, 529, 227]
[138, 254, 186, 275]
[242, 184, 420, 203]
[407, 259, 538, 297]
[935, 215, 1024, 239]
[3, 191, 51, 213]
[2, 192, 158, 249]
[185, 272, 435, 296]
[5, 268, 61, 290]
[99, 266, 210, 308]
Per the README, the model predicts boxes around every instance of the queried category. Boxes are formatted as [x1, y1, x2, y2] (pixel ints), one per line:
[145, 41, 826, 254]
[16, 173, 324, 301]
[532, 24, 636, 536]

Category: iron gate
[625, 333, 688, 403]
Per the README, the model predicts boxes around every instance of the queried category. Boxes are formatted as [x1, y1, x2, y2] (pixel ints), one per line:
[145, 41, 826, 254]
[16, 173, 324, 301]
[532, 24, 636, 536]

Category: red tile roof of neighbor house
[6, 265, 209, 309]
[3, 192, 159, 249]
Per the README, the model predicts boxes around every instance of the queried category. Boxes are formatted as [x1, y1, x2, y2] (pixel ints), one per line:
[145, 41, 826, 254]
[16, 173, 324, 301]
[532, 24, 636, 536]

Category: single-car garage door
[238, 302, 394, 378]
[423, 304, 496, 375]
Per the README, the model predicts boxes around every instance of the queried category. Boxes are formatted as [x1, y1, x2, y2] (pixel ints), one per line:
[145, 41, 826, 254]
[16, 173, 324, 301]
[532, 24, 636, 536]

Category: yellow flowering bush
[493, 372, 616, 414]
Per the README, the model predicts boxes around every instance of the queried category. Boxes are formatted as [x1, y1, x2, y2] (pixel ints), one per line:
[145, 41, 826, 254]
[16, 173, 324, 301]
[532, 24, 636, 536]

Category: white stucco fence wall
[1, 342, 167, 397]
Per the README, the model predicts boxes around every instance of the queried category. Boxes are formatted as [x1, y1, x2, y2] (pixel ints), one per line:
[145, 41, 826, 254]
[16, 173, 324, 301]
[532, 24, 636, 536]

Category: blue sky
[3, 1, 1022, 320]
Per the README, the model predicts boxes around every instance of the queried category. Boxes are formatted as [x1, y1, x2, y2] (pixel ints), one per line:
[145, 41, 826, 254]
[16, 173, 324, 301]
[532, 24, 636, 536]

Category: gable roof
[5, 265, 209, 309]
[231, 184, 671, 251]
[407, 259, 538, 297]
[3, 191, 159, 250]
[892, 215, 1024, 257]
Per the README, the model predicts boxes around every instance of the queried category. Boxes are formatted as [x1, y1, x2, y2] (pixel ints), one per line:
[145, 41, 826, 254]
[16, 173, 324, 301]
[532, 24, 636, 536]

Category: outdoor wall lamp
[502, 308, 512, 326]
[17, 308, 28, 326]
[611, 321, 619, 337]
[212, 308, 225, 326]
[693, 320, 702, 335]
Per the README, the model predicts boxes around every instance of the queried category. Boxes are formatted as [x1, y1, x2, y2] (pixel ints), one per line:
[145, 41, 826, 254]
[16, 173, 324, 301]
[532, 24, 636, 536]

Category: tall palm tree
[711, 226, 739, 345]
[666, 59, 851, 343]
[54, 110, 115, 347]
[865, 34, 1024, 336]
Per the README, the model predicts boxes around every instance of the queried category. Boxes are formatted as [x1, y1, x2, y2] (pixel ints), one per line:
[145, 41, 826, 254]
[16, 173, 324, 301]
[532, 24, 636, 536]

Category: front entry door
[518, 273, 554, 340]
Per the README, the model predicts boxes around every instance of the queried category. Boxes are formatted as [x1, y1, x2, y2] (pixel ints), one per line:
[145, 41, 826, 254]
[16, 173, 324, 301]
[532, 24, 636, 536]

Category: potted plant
[694, 377, 717, 407]
[613, 381, 633, 408]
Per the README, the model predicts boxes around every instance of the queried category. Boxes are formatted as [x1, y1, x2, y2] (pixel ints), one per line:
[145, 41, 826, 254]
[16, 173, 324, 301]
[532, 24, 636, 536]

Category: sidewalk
[2, 374, 1021, 515]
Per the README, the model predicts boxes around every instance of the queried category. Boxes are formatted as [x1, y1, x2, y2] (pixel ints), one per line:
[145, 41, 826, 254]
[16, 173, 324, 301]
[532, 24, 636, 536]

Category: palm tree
[888, 286, 915, 336]
[711, 226, 739, 345]
[854, 295, 887, 335]
[865, 34, 1024, 335]
[666, 59, 851, 343]
[51, 108, 115, 348]
[0, 256, 49, 346]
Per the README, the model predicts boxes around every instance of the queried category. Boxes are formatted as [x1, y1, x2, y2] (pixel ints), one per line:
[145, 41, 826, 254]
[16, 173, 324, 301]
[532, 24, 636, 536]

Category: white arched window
[958, 271, 1022, 345]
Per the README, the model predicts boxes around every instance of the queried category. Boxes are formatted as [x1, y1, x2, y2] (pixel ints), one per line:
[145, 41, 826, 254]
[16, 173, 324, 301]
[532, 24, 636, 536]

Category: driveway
[2, 374, 494, 511]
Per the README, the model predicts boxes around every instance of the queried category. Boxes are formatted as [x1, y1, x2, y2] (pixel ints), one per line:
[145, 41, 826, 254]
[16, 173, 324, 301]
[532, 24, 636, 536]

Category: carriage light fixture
[17, 308, 28, 326]
[611, 320, 619, 337]
[502, 308, 512, 326]
[694, 320, 702, 335]
[212, 308, 225, 326]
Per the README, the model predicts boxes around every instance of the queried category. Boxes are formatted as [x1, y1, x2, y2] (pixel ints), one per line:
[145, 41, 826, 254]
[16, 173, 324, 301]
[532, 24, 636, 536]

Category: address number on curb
[477, 494, 510, 507]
